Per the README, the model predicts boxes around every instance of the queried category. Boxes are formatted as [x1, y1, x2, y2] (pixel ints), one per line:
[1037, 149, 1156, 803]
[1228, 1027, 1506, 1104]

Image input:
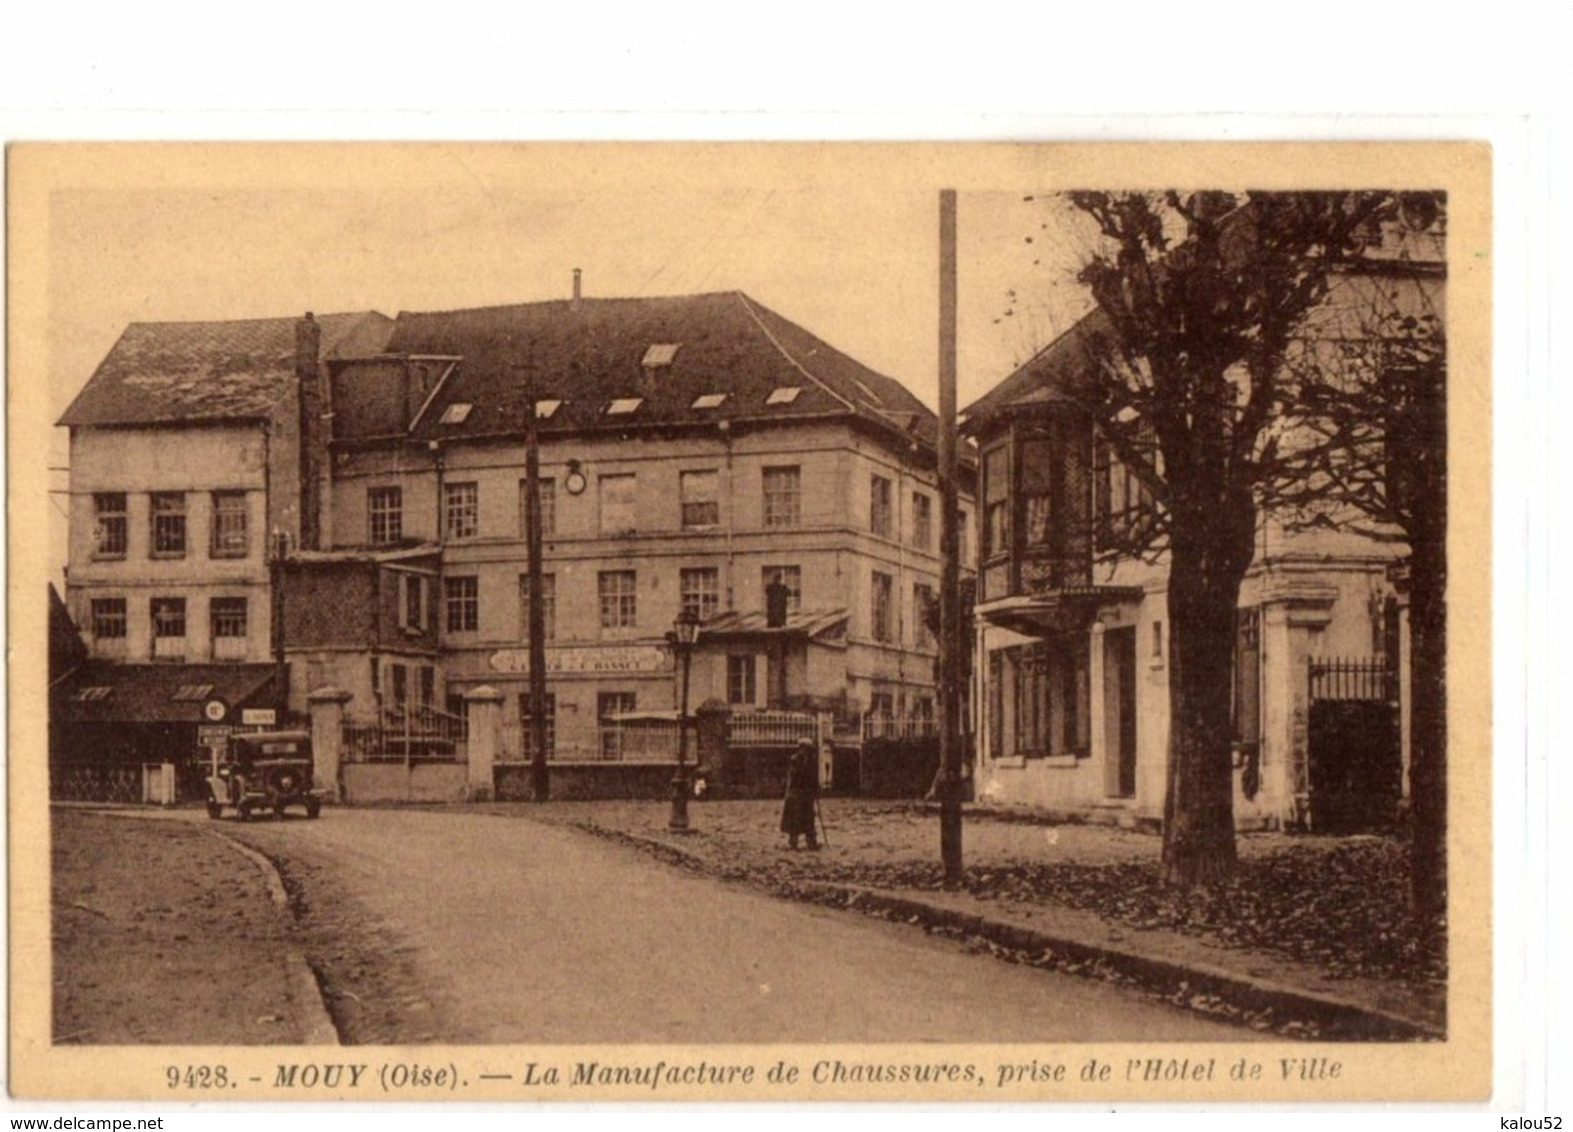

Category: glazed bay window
[680, 567, 720, 623]
[92, 493, 128, 558]
[150, 492, 187, 558]
[368, 486, 403, 546]
[444, 576, 479, 634]
[444, 481, 479, 540]
[518, 477, 556, 538]
[151, 597, 186, 660]
[679, 470, 719, 529]
[982, 446, 1010, 559]
[870, 474, 893, 538]
[210, 491, 248, 558]
[210, 597, 248, 660]
[598, 570, 637, 632]
[762, 565, 801, 614]
[599, 473, 638, 535]
[762, 465, 801, 528]
[870, 570, 894, 643]
[518, 573, 556, 641]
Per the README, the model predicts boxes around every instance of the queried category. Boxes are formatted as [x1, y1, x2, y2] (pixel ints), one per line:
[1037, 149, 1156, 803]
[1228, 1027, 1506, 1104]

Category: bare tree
[1264, 206, 1447, 917]
[1059, 190, 1403, 885]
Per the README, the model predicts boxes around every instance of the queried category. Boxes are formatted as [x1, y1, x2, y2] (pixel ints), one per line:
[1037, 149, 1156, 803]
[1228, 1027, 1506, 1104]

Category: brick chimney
[296, 312, 324, 550]
[571, 268, 582, 310]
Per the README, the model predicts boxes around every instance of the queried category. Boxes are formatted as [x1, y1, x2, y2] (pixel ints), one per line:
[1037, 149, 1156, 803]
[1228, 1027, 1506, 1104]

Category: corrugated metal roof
[58, 311, 394, 428]
[50, 663, 279, 724]
[700, 607, 850, 640]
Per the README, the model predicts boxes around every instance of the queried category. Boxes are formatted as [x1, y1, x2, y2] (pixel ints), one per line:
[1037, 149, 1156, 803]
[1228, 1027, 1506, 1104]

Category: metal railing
[861, 714, 940, 742]
[1308, 656, 1398, 703]
[728, 710, 817, 748]
[344, 704, 469, 763]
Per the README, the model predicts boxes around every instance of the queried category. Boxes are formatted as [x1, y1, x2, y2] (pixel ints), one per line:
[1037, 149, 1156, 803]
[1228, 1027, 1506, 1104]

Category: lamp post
[665, 609, 700, 832]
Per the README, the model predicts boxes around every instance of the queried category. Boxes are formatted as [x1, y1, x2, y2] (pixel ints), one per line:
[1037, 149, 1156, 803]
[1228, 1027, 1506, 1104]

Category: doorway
[1103, 627, 1137, 798]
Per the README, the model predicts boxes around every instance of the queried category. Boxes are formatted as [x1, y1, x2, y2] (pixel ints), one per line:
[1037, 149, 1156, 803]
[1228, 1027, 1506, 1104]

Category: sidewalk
[494, 797, 1445, 1042]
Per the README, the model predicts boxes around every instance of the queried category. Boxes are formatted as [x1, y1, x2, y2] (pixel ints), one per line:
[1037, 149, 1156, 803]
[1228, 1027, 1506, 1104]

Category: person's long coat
[780, 749, 818, 836]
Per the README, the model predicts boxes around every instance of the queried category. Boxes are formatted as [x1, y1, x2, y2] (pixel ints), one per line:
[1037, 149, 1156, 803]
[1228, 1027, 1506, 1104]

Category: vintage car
[205, 730, 323, 820]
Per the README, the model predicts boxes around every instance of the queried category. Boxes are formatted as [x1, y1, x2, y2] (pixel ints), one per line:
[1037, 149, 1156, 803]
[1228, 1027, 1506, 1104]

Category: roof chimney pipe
[572, 268, 582, 310]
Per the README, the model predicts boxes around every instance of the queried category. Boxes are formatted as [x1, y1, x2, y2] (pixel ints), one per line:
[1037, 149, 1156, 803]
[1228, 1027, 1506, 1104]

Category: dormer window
[607, 398, 643, 416]
[438, 403, 473, 425]
[641, 343, 681, 368]
[691, 393, 727, 410]
[766, 386, 802, 406]
[535, 399, 562, 419]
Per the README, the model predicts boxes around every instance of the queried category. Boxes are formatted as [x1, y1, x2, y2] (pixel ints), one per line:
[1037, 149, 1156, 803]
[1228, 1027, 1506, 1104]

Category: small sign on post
[241, 708, 277, 727]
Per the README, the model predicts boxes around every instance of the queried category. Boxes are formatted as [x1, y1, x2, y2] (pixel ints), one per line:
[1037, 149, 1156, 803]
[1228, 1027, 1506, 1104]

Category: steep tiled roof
[58, 311, 394, 427]
[385, 292, 937, 446]
[960, 308, 1109, 433]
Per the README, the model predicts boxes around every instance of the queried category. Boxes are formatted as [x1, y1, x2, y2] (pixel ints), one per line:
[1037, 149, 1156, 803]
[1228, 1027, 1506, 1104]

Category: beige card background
[8, 141, 1493, 1103]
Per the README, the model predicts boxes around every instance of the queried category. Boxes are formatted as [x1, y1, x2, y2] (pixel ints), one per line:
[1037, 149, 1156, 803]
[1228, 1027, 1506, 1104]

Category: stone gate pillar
[1257, 579, 1337, 829]
[307, 686, 352, 803]
[464, 685, 504, 801]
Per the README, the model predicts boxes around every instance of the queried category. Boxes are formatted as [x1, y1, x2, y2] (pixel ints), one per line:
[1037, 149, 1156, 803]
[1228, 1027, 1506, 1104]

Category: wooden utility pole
[937, 189, 964, 886]
[521, 353, 550, 802]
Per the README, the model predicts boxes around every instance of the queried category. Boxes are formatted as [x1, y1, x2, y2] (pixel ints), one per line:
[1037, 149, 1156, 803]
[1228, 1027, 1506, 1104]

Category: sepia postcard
[8, 141, 1494, 1104]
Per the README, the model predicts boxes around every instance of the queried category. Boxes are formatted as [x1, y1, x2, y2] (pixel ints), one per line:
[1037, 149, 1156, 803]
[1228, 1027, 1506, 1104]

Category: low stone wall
[494, 760, 681, 802]
[342, 762, 467, 804]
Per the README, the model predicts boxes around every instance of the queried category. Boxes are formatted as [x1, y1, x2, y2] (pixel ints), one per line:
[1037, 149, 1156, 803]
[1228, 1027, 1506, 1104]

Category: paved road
[224, 808, 1253, 1043]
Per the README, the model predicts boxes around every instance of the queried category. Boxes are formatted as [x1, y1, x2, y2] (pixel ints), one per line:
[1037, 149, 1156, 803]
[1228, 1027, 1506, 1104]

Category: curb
[581, 823, 1442, 1043]
[208, 831, 342, 1047]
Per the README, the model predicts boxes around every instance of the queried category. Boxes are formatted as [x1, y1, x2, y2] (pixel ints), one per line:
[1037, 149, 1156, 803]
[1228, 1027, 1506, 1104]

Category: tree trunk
[1161, 496, 1256, 886]
[1406, 501, 1447, 920]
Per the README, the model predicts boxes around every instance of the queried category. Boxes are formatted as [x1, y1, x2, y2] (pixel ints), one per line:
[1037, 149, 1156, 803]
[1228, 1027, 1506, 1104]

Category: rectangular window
[444, 481, 478, 540]
[1019, 436, 1056, 547]
[518, 693, 558, 759]
[599, 473, 638, 535]
[910, 492, 933, 550]
[92, 493, 128, 558]
[762, 565, 802, 614]
[598, 570, 637, 631]
[1012, 647, 1047, 757]
[983, 446, 1010, 557]
[680, 567, 720, 623]
[151, 597, 186, 660]
[210, 597, 247, 638]
[680, 470, 720, 528]
[368, 486, 403, 546]
[727, 655, 757, 706]
[391, 663, 408, 708]
[519, 573, 556, 641]
[90, 598, 127, 639]
[210, 491, 248, 558]
[444, 576, 479, 633]
[401, 573, 427, 632]
[418, 665, 436, 709]
[871, 571, 894, 643]
[870, 474, 894, 538]
[762, 465, 801, 528]
[150, 492, 187, 557]
[598, 691, 637, 759]
[913, 582, 936, 649]
[519, 477, 556, 538]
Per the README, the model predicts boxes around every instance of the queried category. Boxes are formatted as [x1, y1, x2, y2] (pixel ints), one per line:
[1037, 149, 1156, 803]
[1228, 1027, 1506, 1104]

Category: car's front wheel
[305, 800, 321, 820]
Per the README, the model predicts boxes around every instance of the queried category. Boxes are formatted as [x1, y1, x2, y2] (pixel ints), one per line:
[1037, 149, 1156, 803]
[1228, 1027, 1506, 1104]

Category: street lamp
[665, 609, 700, 832]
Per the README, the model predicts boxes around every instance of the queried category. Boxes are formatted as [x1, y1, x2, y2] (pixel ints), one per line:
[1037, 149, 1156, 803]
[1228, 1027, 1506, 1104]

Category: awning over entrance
[698, 608, 849, 644]
[51, 663, 280, 726]
[975, 586, 1142, 636]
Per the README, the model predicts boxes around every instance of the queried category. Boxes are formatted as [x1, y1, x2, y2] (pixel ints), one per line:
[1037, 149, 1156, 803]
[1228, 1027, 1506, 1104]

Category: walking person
[780, 739, 820, 851]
